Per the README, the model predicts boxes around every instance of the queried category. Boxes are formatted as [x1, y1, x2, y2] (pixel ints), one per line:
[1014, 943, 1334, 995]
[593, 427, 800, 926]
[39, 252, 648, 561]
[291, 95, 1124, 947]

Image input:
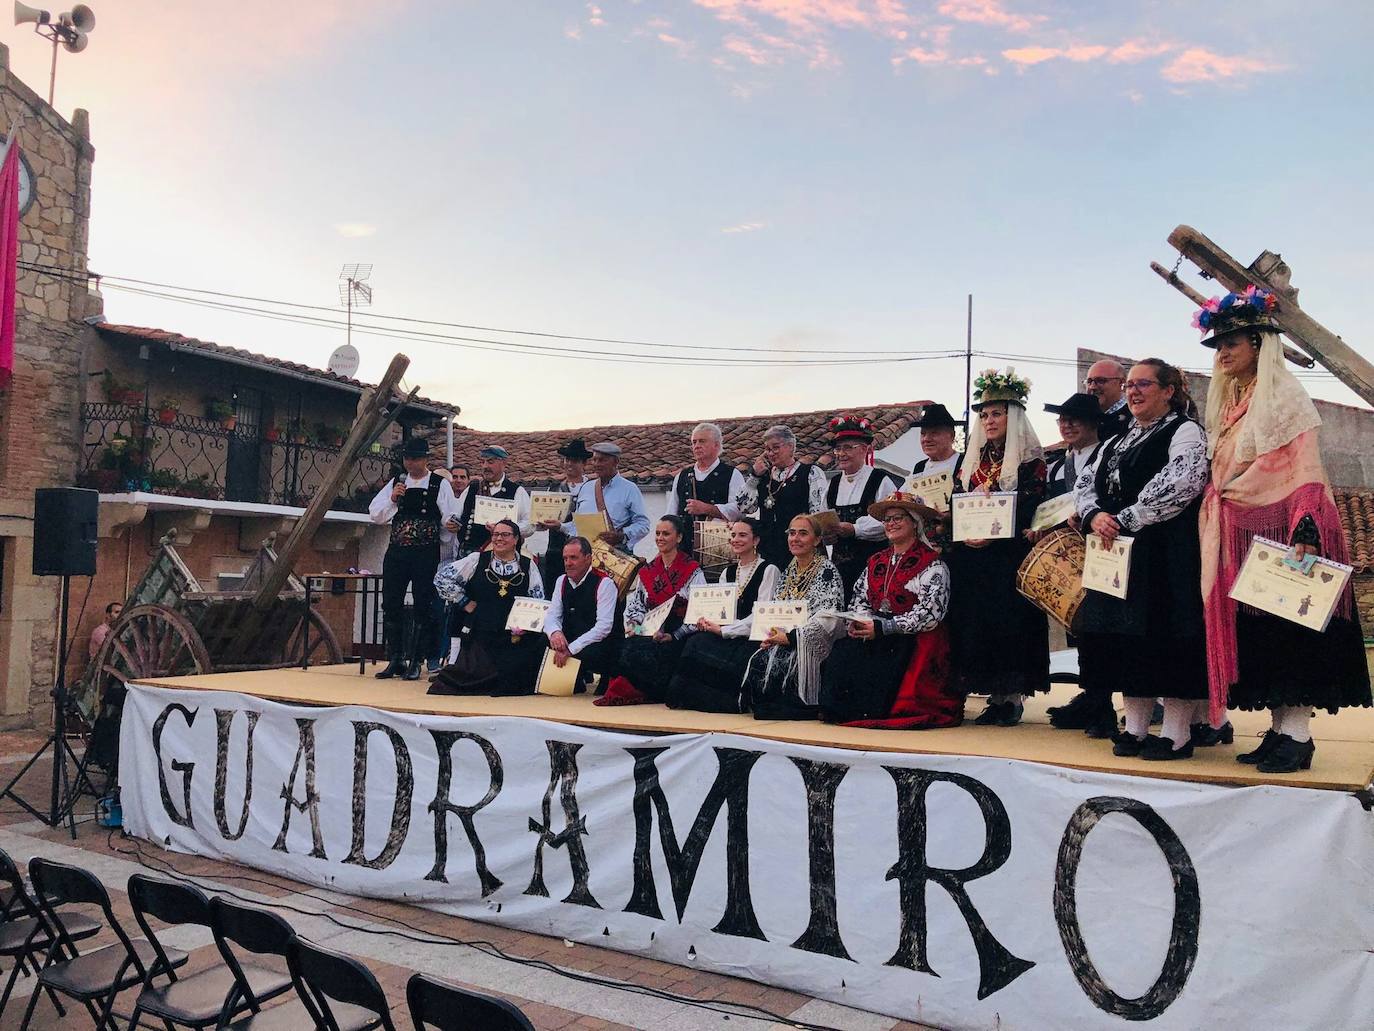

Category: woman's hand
[539, 518, 562, 530]
[965, 538, 989, 549]
[463, 601, 477, 614]
[653, 631, 673, 643]
[847, 619, 876, 641]
[1292, 542, 1320, 562]
[697, 618, 722, 635]
[1023, 528, 1044, 544]
[1090, 512, 1120, 545]
[761, 627, 790, 649]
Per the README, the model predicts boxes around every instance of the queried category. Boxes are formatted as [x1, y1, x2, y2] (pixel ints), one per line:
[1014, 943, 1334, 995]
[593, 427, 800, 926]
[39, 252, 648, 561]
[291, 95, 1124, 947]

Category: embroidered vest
[674, 463, 733, 554]
[459, 478, 522, 553]
[827, 469, 894, 572]
[757, 463, 813, 564]
[725, 561, 767, 619]
[866, 545, 939, 616]
[389, 473, 443, 549]
[1094, 417, 1189, 514]
[560, 570, 608, 643]
[466, 552, 533, 633]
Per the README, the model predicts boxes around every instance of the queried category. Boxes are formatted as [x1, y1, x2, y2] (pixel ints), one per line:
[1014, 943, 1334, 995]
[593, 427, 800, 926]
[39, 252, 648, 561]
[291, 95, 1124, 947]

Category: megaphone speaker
[61, 27, 87, 52]
[14, 1, 51, 26]
[69, 2, 93, 31]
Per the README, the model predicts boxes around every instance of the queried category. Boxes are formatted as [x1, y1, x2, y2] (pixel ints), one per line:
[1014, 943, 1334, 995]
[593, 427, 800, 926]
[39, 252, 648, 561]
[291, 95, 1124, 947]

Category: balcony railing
[76, 403, 401, 513]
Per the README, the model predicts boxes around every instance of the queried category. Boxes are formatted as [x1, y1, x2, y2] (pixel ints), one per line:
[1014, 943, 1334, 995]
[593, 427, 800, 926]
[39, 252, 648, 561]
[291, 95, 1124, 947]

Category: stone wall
[0, 44, 98, 727]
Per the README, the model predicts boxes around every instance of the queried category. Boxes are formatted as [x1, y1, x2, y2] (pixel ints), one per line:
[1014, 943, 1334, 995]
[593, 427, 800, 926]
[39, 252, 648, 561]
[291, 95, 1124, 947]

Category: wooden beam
[1166, 225, 1374, 405]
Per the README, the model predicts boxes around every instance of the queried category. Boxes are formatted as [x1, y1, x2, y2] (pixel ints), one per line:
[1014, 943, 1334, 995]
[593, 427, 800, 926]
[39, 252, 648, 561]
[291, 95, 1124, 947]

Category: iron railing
[77, 403, 400, 512]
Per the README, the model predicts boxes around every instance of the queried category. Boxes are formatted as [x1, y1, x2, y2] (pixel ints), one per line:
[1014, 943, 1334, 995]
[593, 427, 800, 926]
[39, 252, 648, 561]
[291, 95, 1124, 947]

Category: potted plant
[288, 417, 309, 445]
[156, 398, 180, 425]
[148, 468, 181, 494]
[101, 370, 144, 407]
[263, 422, 281, 442]
[208, 399, 237, 430]
[315, 422, 346, 448]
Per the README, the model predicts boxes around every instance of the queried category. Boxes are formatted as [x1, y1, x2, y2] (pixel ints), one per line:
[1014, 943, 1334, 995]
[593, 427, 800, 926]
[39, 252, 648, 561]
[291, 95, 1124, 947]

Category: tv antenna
[338, 263, 372, 355]
[14, 3, 97, 105]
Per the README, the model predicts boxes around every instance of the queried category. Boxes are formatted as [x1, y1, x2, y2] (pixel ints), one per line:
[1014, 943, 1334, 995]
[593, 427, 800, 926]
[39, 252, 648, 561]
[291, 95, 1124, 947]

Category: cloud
[936, 0, 1041, 34]
[335, 223, 378, 238]
[1160, 47, 1276, 83]
[656, 32, 695, 56]
[1002, 44, 1107, 65]
[892, 46, 987, 68]
[721, 221, 767, 233]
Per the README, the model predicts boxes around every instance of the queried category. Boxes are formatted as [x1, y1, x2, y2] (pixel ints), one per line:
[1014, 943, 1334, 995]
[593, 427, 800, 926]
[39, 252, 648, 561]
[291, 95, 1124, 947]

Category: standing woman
[431, 519, 545, 696]
[665, 518, 778, 713]
[945, 369, 1049, 725]
[1075, 360, 1211, 760]
[597, 515, 706, 705]
[741, 514, 845, 720]
[1197, 290, 1371, 773]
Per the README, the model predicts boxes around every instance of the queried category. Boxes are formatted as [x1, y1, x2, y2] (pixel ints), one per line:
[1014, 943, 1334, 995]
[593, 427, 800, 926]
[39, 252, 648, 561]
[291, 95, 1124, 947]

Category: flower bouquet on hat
[972, 367, 1031, 409]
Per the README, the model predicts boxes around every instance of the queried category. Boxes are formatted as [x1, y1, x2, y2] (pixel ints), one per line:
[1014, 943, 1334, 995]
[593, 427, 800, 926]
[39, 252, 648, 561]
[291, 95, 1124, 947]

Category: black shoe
[1112, 731, 1145, 757]
[1236, 729, 1281, 765]
[1084, 710, 1118, 740]
[1048, 692, 1099, 729]
[1141, 735, 1195, 761]
[1256, 734, 1315, 774]
[995, 701, 1024, 727]
[374, 659, 406, 679]
[1190, 722, 1234, 748]
[974, 702, 1006, 726]
[426, 658, 442, 674]
[1150, 702, 1164, 726]
[402, 660, 422, 681]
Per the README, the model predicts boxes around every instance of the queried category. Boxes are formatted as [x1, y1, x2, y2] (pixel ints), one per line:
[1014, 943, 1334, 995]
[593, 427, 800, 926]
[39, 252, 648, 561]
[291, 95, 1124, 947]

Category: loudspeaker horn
[14, 1, 51, 26]
[61, 26, 86, 51]
[68, 2, 92, 31]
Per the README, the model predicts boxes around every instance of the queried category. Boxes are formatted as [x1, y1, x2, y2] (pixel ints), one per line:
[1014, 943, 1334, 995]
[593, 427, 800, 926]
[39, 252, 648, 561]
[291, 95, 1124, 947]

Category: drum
[591, 540, 644, 599]
[1016, 526, 1086, 633]
[694, 518, 733, 580]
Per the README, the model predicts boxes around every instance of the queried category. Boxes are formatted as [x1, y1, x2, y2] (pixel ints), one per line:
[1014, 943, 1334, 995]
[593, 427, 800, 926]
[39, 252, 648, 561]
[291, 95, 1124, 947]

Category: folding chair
[21, 856, 186, 1030]
[290, 935, 396, 1031]
[0, 846, 99, 1017]
[206, 896, 307, 1030]
[406, 972, 535, 1031]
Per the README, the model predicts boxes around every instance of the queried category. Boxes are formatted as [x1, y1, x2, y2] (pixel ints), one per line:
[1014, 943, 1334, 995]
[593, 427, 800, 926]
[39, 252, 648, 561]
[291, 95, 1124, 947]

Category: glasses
[1084, 376, 1122, 387]
[1123, 379, 1158, 392]
[832, 443, 864, 453]
[881, 513, 911, 524]
[490, 531, 517, 539]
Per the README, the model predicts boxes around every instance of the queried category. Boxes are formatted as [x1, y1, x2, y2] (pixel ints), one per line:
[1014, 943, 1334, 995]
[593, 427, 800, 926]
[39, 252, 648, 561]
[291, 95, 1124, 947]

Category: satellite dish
[327, 343, 360, 379]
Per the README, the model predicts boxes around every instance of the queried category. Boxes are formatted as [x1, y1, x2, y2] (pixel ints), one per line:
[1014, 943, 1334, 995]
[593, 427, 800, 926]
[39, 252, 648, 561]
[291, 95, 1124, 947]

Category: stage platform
[133, 663, 1374, 793]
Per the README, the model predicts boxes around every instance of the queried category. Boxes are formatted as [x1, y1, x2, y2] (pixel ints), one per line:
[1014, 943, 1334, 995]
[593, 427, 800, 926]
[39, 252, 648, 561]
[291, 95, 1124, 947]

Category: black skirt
[946, 538, 1049, 695]
[619, 635, 687, 702]
[431, 628, 543, 696]
[819, 635, 917, 723]
[1230, 609, 1371, 713]
[664, 634, 754, 713]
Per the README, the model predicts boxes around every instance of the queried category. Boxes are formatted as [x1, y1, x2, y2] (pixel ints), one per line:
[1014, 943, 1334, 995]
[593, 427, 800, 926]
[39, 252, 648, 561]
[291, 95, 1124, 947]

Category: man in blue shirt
[562, 441, 650, 551]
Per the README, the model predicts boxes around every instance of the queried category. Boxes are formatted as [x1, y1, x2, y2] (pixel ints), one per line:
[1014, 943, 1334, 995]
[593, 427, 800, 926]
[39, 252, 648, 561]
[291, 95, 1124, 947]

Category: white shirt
[663, 460, 754, 523]
[1049, 441, 1100, 493]
[916, 452, 961, 478]
[368, 473, 461, 532]
[455, 479, 533, 539]
[831, 466, 896, 541]
[543, 572, 619, 655]
[718, 560, 778, 639]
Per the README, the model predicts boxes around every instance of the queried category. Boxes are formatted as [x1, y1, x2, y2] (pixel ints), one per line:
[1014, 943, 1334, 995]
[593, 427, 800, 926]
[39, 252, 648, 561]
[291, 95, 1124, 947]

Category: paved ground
[0, 730, 936, 1031]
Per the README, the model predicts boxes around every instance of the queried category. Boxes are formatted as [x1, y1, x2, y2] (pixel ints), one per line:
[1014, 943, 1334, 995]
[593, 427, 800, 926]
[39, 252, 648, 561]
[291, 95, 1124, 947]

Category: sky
[8, 0, 1374, 440]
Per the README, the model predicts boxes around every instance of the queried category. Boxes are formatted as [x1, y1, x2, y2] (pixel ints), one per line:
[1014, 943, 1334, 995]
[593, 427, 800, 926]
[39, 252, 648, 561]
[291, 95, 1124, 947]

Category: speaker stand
[0, 575, 100, 839]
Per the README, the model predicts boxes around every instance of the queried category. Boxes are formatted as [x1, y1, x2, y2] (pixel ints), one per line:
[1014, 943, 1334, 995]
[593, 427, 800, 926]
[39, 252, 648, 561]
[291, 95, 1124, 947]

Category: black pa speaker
[33, 487, 98, 577]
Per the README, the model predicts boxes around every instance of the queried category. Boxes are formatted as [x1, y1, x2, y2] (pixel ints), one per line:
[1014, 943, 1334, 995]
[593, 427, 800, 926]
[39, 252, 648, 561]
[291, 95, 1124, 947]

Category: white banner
[120, 685, 1374, 1030]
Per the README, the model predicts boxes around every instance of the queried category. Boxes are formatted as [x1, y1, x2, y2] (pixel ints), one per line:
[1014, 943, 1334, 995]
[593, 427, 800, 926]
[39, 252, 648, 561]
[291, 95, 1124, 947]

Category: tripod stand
[0, 575, 100, 838]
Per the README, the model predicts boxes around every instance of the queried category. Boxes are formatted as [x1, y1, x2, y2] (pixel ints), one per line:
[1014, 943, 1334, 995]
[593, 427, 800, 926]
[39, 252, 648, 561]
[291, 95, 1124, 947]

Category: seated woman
[664, 517, 779, 713]
[430, 519, 545, 696]
[741, 514, 845, 720]
[819, 494, 958, 728]
[596, 515, 706, 706]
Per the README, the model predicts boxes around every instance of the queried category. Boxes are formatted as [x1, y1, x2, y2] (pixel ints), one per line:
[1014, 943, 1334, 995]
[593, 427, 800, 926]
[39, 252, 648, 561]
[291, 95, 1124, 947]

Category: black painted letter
[342, 721, 414, 871]
[789, 757, 854, 961]
[272, 718, 327, 858]
[426, 730, 503, 896]
[526, 740, 599, 907]
[213, 709, 258, 841]
[152, 703, 198, 828]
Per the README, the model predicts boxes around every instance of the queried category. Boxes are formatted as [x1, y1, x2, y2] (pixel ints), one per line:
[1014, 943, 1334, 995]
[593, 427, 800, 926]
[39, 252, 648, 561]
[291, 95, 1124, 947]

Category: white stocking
[447, 638, 461, 664]
[1161, 699, 1194, 750]
[1191, 699, 1221, 727]
[1122, 697, 1154, 739]
[1275, 705, 1312, 743]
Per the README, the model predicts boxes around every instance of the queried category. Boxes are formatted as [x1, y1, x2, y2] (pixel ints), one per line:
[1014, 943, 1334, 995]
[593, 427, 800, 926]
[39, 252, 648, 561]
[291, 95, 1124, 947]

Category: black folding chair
[207, 897, 307, 1030]
[21, 856, 186, 1030]
[406, 972, 534, 1031]
[0, 847, 99, 1018]
[289, 935, 396, 1031]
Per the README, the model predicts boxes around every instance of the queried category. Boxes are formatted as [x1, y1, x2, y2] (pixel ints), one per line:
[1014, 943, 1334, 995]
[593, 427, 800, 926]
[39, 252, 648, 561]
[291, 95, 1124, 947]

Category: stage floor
[132, 665, 1374, 793]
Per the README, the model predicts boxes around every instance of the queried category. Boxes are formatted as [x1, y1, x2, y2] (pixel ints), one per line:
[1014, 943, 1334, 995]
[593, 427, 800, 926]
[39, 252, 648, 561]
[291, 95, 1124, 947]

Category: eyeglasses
[1084, 376, 1123, 387]
[1123, 379, 1159, 392]
[490, 531, 517, 539]
[881, 513, 911, 524]
[832, 443, 864, 453]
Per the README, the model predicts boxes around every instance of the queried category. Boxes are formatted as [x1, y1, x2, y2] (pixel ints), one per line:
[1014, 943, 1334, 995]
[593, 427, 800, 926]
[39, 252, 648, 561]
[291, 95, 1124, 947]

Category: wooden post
[1164, 226, 1374, 406]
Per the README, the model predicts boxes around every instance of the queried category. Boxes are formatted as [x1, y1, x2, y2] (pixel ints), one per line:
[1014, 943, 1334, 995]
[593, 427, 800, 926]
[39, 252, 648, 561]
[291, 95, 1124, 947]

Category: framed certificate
[900, 470, 953, 512]
[636, 597, 677, 637]
[810, 510, 842, 537]
[505, 597, 551, 633]
[684, 584, 737, 625]
[535, 649, 580, 696]
[951, 492, 1017, 541]
[574, 511, 612, 540]
[749, 601, 810, 641]
[529, 491, 572, 524]
[1082, 533, 1132, 599]
[1029, 493, 1076, 533]
[1230, 536, 1352, 632]
[473, 495, 518, 526]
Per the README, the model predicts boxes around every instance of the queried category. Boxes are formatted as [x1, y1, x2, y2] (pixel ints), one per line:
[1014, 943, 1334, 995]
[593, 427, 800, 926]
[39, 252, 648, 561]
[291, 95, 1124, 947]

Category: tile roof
[96, 324, 459, 415]
[431, 401, 933, 489]
[1334, 486, 1374, 573]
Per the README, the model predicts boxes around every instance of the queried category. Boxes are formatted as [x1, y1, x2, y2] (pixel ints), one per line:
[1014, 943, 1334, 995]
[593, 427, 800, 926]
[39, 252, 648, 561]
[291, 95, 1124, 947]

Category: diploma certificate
[900, 470, 953, 512]
[473, 495, 518, 526]
[749, 601, 810, 641]
[535, 649, 580, 696]
[1082, 533, 1132, 600]
[1230, 536, 1352, 633]
[574, 511, 612, 541]
[951, 492, 1017, 541]
[504, 597, 551, 634]
[636, 597, 677, 637]
[1029, 493, 1076, 533]
[529, 491, 572, 525]
[684, 584, 737, 625]
[811, 510, 842, 537]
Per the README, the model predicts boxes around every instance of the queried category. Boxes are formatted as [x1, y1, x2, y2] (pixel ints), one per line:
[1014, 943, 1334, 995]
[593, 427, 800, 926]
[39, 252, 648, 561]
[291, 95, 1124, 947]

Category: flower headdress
[972, 367, 1031, 409]
[828, 413, 875, 466]
[1192, 285, 1279, 343]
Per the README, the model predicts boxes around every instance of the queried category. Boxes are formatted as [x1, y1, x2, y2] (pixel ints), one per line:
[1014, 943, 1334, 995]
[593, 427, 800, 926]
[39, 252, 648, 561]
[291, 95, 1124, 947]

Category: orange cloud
[936, 0, 1042, 34]
[1002, 44, 1107, 65]
[1160, 47, 1276, 83]
[892, 46, 987, 68]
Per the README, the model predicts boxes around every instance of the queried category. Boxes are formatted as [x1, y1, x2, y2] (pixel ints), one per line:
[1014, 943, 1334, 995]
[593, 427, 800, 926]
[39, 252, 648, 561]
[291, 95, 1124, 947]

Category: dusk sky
[9, 1, 1372, 438]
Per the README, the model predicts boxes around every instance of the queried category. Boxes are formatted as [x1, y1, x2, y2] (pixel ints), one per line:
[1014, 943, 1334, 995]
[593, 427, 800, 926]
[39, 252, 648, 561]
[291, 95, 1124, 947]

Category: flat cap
[479, 445, 510, 459]
[590, 441, 622, 457]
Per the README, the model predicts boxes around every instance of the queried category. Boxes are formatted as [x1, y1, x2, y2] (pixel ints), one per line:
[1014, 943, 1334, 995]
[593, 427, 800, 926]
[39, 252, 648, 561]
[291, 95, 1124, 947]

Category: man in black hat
[538, 438, 593, 584]
[1042, 392, 1105, 499]
[368, 437, 461, 680]
[909, 403, 965, 481]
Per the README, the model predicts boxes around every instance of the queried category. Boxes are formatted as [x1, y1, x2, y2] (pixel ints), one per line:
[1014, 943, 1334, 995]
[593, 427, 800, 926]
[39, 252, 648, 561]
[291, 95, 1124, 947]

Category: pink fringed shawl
[1199, 395, 1350, 724]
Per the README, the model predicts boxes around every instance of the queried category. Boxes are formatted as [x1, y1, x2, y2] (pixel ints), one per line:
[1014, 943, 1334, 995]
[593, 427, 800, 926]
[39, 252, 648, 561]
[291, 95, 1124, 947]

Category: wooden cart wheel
[89, 604, 213, 703]
[284, 606, 344, 667]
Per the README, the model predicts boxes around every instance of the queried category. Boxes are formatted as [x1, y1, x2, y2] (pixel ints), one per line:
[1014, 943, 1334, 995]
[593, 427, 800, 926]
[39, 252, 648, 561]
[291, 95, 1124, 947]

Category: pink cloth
[88, 621, 110, 661]
[0, 140, 18, 390]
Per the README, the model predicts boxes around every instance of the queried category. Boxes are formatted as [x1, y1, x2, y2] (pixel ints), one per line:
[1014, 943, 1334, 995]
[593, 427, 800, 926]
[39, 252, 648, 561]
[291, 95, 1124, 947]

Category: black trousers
[382, 544, 440, 660]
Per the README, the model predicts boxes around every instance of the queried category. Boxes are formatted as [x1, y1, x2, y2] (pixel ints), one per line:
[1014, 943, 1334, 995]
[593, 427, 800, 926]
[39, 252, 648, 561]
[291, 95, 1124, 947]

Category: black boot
[402, 657, 422, 681]
[1256, 734, 1315, 774]
[374, 657, 406, 679]
[1111, 730, 1145, 757]
[1049, 691, 1098, 729]
[1236, 729, 1281, 765]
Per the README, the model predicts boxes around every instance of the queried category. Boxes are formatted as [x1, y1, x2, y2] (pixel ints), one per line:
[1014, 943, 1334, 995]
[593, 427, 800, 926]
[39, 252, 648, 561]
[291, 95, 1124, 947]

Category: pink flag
[0, 138, 19, 389]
